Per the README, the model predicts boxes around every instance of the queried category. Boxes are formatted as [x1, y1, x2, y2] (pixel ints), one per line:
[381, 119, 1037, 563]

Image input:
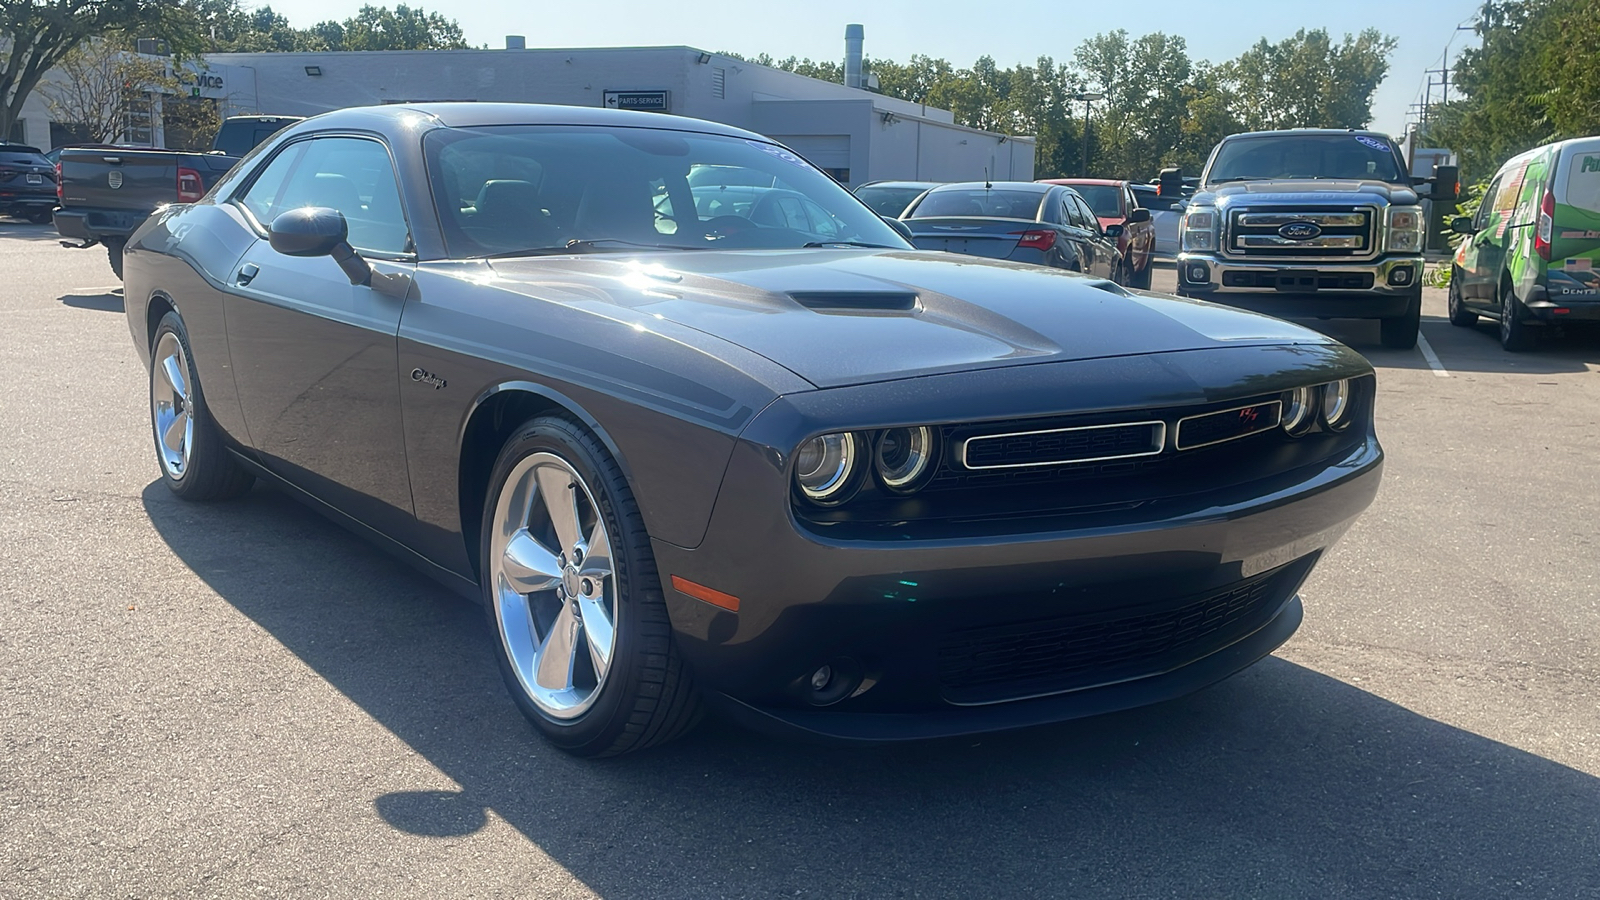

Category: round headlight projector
[874, 426, 935, 492]
[1280, 386, 1316, 436]
[1321, 378, 1352, 430]
[794, 432, 858, 503]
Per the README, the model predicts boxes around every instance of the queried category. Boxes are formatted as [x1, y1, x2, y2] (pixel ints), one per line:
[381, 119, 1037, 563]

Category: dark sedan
[853, 180, 940, 217]
[123, 103, 1382, 757]
[903, 181, 1126, 282]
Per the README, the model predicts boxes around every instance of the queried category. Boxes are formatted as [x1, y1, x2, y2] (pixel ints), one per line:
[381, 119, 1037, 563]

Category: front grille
[1228, 207, 1374, 258]
[960, 421, 1164, 470]
[1222, 271, 1375, 290]
[937, 562, 1297, 704]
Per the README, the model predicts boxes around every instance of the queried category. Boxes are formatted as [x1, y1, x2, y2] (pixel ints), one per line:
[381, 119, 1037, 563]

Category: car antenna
[984, 167, 992, 190]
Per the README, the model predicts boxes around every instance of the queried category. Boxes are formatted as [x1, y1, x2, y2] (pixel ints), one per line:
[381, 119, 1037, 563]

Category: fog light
[810, 665, 832, 691]
[1185, 263, 1210, 285]
[1388, 267, 1414, 286]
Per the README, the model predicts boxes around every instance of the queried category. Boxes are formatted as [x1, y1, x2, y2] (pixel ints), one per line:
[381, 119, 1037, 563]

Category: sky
[259, 0, 1483, 137]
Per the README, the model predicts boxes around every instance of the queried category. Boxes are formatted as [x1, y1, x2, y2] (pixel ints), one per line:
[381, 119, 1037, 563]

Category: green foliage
[732, 25, 1396, 181]
[184, 2, 468, 53]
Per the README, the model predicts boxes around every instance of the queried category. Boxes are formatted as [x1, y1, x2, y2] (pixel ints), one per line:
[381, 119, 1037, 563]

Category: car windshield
[423, 125, 908, 257]
[1207, 134, 1405, 185]
[854, 186, 927, 217]
[908, 188, 1045, 220]
[1070, 184, 1122, 218]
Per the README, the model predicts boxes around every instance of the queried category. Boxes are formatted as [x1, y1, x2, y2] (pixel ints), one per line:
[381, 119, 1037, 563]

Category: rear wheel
[149, 312, 254, 501]
[26, 210, 52, 225]
[1379, 286, 1422, 350]
[482, 416, 700, 757]
[1499, 281, 1535, 352]
[1447, 269, 1477, 327]
[106, 238, 125, 280]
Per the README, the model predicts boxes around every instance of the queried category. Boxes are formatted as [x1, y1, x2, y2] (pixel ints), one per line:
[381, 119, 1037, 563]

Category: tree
[1222, 28, 1396, 131]
[316, 4, 468, 51]
[39, 37, 167, 143]
[0, 0, 196, 142]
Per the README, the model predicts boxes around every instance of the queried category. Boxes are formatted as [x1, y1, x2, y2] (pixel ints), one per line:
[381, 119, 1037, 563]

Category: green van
[1449, 137, 1600, 350]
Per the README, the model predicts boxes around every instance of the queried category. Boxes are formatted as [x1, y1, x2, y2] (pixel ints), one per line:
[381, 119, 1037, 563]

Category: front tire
[1447, 269, 1477, 327]
[482, 415, 700, 757]
[1379, 286, 1422, 350]
[149, 312, 254, 501]
[1128, 257, 1153, 290]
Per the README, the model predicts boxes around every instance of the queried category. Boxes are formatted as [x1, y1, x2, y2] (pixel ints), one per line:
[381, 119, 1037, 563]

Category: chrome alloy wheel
[489, 452, 617, 720]
[151, 331, 195, 481]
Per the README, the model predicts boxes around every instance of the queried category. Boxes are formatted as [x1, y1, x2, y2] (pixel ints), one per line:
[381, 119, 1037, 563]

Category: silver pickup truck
[1174, 129, 1457, 349]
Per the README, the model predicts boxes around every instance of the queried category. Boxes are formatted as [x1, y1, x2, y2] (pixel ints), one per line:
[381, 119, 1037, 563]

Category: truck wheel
[1499, 282, 1535, 352]
[1379, 287, 1422, 350]
[1447, 270, 1476, 327]
[1129, 259, 1153, 290]
[27, 210, 52, 225]
[106, 238, 125, 280]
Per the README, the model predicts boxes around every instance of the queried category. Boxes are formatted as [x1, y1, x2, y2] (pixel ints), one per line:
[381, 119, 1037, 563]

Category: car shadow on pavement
[59, 288, 123, 312]
[142, 481, 1600, 898]
[1301, 314, 1600, 376]
[0, 219, 63, 242]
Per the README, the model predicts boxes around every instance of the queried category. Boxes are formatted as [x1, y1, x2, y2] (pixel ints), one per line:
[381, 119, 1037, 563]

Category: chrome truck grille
[1225, 207, 1376, 258]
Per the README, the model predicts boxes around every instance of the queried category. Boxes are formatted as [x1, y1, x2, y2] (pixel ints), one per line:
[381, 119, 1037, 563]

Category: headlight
[874, 426, 936, 493]
[1387, 206, 1424, 253]
[794, 432, 860, 503]
[1320, 379, 1352, 430]
[1280, 386, 1316, 436]
[1181, 208, 1216, 252]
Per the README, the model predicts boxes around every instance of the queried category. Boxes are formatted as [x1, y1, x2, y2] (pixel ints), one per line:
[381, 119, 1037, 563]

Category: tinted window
[239, 137, 410, 255]
[1473, 176, 1502, 231]
[1071, 184, 1122, 218]
[0, 148, 49, 167]
[423, 125, 905, 257]
[1208, 134, 1405, 184]
[1130, 186, 1180, 212]
[854, 186, 926, 217]
[1072, 195, 1102, 233]
[910, 189, 1045, 220]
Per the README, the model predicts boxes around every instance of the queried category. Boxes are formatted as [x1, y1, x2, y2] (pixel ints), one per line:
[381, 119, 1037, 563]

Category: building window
[822, 167, 850, 183]
[123, 92, 155, 146]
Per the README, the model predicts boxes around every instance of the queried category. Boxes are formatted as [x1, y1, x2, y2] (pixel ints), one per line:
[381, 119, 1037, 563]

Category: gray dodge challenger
[123, 103, 1382, 756]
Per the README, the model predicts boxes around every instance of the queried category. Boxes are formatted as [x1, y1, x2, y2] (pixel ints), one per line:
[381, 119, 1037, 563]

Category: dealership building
[197, 32, 1033, 187]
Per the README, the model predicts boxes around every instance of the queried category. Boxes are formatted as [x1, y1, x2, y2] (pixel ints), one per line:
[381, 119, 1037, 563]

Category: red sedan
[1037, 179, 1155, 289]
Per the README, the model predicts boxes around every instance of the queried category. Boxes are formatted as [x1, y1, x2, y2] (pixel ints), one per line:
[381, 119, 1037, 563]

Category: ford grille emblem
[1278, 221, 1321, 240]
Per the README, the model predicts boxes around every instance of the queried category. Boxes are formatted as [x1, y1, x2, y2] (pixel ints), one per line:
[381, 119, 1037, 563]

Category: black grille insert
[960, 421, 1164, 470]
[937, 562, 1298, 704]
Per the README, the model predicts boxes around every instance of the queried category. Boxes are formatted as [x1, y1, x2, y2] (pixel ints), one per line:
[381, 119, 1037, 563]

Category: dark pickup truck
[53, 148, 237, 278]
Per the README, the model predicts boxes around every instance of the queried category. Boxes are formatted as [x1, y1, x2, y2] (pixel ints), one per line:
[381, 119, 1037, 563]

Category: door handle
[236, 263, 259, 286]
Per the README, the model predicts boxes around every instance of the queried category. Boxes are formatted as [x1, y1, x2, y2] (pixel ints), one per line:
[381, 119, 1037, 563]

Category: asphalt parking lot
[2, 226, 1597, 899]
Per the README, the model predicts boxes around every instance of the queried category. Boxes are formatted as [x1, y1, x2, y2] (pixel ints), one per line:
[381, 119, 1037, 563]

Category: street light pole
[1072, 90, 1104, 177]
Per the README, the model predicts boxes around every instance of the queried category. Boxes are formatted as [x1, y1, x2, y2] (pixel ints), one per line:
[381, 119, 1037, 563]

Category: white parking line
[1416, 330, 1450, 378]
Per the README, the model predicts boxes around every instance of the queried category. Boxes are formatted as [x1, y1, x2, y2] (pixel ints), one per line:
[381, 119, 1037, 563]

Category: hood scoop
[788, 290, 920, 313]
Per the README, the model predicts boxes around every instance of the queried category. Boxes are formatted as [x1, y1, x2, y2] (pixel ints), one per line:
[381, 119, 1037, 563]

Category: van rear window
[1566, 154, 1600, 214]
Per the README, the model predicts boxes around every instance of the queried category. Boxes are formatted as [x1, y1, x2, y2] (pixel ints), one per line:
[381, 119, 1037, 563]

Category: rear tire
[481, 415, 701, 757]
[1447, 269, 1476, 327]
[27, 210, 52, 225]
[1499, 281, 1535, 352]
[106, 238, 125, 280]
[149, 312, 255, 501]
[1379, 287, 1422, 350]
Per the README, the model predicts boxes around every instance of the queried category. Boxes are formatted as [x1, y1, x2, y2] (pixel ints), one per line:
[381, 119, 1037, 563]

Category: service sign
[603, 90, 671, 113]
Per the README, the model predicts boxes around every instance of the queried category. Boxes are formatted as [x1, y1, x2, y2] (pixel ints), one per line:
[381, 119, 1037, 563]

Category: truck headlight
[1181, 208, 1216, 252]
[1387, 206, 1424, 253]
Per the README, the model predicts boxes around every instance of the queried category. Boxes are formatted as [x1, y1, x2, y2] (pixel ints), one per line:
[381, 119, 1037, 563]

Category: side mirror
[1450, 216, 1476, 236]
[1104, 223, 1125, 238]
[268, 207, 371, 286]
[1126, 207, 1151, 224]
[1158, 167, 1184, 197]
[881, 215, 914, 242]
[1431, 164, 1460, 203]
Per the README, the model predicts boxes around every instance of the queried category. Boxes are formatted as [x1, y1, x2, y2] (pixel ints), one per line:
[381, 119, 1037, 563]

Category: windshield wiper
[1209, 176, 1275, 184]
[801, 240, 902, 249]
[483, 238, 691, 259]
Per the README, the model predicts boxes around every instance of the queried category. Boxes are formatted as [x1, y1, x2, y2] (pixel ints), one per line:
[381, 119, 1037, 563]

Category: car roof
[857, 181, 942, 189]
[931, 181, 1053, 193]
[293, 102, 768, 143]
[1037, 178, 1124, 187]
[0, 142, 44, 154]
[1223, 128, 1392, 140]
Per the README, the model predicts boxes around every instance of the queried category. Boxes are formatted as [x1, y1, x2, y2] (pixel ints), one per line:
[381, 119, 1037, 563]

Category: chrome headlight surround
[793, 432, 863, 505]
[1386, 205, 1425, 253]
[874, 426, 938, 494]
[1180, 207, 1217, 253]
[1320, 379, 1353, 431]
[1280, 386, 1317, 437]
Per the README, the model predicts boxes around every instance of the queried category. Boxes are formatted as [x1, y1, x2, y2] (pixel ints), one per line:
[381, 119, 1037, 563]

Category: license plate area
[1274, 270, 1319, 292]
[25, 173, 42, 184]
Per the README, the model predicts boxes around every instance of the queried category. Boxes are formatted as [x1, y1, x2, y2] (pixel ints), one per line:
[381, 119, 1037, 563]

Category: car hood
[486, 249, 1333, 389]
[1196, 179, 1419, 208]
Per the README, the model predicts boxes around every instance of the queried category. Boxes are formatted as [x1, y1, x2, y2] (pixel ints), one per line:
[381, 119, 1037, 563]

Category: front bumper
[1177, 253, 1421, 319]
[651, 353, 1383, 743]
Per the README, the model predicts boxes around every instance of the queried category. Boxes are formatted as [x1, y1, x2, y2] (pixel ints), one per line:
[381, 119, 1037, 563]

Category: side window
[237, 141, 307, 227]
[1061, 196, 1084, 228]
[774, 196, 810, 230]
[1074, 196, 1102, 233]
[1510, 158, 1548, 228]
[1473, 176, 1503, 231]
[802, 198, 840, 238]
[243, 137, 410, 255]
